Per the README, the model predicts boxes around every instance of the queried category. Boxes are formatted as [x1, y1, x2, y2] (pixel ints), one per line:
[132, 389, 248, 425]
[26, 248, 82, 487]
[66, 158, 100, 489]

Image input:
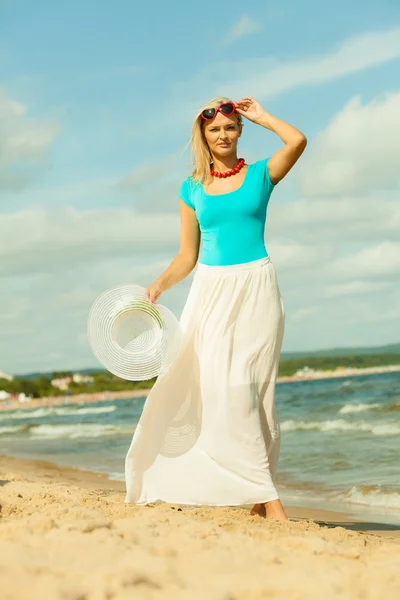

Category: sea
[1, 370, 399, 524]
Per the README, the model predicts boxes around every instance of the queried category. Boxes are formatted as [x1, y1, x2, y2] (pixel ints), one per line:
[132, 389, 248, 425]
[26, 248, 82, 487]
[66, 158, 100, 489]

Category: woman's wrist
[256, 111, 306, 146]
[153, 254, 196, 294]
[153, 277, 167, 294]
[255, 111, 274, 130]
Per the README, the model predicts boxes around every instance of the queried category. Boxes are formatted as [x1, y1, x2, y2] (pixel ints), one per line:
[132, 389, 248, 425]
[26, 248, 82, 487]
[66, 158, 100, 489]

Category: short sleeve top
[178, 158, 275, 266]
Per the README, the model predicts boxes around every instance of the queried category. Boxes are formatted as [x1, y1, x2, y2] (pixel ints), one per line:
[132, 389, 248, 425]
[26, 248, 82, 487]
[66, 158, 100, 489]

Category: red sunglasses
[200, 102, 237, 121]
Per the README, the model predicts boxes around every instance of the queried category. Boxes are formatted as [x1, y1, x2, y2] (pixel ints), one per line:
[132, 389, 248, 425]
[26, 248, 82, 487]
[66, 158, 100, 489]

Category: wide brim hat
[88, 284, 183, 381]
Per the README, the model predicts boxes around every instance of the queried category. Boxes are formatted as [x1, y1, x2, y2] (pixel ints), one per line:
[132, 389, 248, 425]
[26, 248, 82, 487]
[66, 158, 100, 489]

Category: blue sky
[0, 0, 399, 375]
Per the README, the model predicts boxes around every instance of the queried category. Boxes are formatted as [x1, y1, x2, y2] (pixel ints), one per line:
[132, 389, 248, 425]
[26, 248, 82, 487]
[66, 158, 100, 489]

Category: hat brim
[88, 284, 183, 381]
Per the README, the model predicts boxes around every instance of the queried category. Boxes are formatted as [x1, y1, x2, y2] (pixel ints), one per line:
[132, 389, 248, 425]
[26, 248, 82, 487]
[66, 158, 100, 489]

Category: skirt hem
[124, 495, 280, 507]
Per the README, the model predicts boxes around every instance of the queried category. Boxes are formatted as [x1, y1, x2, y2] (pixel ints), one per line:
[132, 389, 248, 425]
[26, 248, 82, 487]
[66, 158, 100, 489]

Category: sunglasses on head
[201, 102, 237, 121]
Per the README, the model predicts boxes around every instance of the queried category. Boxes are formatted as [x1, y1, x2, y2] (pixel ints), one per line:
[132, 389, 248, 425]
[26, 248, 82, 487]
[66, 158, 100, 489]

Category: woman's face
[202, 112, 242, 158]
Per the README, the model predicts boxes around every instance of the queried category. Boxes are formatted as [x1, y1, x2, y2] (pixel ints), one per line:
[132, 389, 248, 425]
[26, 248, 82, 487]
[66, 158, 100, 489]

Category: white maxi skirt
[124, 255, 285, 506]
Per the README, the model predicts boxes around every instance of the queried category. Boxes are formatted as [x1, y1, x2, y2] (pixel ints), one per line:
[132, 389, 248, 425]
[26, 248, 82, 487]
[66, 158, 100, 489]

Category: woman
[125, 95, 306, 520]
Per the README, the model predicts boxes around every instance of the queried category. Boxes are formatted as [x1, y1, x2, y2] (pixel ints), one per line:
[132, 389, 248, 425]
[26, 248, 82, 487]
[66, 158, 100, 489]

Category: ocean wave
[108, 471, 125, 481]
[339, 380, 352, 387]
[337, 486, 400, 509]
[0, 408, 50, 420]
[30, 423, 130, 440]
[339, 403, 381, 414]
[70, 405, 118, 416]
[280, 419, 400, 435]
[3, 404, 117, 420]
[0, 424, 33, 436]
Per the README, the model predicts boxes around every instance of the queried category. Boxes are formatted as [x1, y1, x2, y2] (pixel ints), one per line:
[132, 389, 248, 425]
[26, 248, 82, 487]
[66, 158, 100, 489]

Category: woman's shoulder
[248, 157, 275, 190]
[248, 157, 270, 169]
[180, 175, 202, 193]
[179, 175, 202, 210]
[186, 173, 202, 184]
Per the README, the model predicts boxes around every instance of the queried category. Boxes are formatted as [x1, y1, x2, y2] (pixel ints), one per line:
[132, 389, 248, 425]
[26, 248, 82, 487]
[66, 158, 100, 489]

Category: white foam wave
[339, 403, 381, 414]
[30, 423, 128, 440]
[340, 380, 352, 387]
[280, 419, 400, 435]
[69, 405, 117, 416]
[108, 471, 125, 481]
[4, 404, 117, 420]
[2, 408, 51, 420]
[338, 486, 400, 509]
[0, 424, 30, 435]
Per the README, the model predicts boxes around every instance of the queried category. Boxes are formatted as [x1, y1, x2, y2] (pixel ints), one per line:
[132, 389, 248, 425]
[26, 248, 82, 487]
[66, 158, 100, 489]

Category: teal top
[178, 158, 276, 266]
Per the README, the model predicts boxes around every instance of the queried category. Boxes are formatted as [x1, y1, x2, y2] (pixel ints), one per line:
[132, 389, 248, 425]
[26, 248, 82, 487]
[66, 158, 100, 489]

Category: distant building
[0, 371, 13, 381]
[18, 392, 31, 403]
[295, 366, 313, 377]
[295, 366, 326, 378]
[51, 377, 72, 391]
[72, 373, 94, 384]
[0, 390, 11, 400]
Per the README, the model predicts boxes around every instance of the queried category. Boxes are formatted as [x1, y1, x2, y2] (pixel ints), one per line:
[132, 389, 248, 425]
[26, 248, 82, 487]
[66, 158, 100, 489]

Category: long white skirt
[124, 255, 285, 506]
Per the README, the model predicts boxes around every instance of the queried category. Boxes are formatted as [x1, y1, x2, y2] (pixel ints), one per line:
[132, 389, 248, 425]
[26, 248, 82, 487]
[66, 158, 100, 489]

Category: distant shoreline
[1, 364, 399, 413]
[276, 364, 400, 383]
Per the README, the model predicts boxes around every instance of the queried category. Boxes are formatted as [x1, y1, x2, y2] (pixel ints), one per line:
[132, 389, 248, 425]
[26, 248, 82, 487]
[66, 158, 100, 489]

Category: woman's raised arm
[235, 96, 307, 185]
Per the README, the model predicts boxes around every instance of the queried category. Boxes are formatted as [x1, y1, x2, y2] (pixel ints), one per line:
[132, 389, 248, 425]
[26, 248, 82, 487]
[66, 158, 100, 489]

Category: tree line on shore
[1, 353, 399, 399]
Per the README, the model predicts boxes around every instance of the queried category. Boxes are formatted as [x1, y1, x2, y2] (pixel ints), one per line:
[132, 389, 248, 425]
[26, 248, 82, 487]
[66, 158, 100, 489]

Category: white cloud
[265, 242, 336, 271]
[329, 242, 400, 279]
[291, 307, 317, 322]
[268, 194, 400, 245]
[224, 16, 261, 45]
[222, 26, 400, 100]
[324, 280, 391, 298]
[297, 90, 400, 197]
[118, 155, 178, 191]
[1, 207, 398, 373]
[0, 206, 180, 276]
[0, 88, 60, 190]
[0, 256, 193, 375]
[146, 26, 400, 139]
[117, 155, 184, 212]
[1, 230, 398, 374]
[4, 187, 397, 280]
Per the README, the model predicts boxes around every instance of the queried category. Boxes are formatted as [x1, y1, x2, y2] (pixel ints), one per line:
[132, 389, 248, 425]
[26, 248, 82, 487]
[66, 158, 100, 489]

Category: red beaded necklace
[210, 158, 245, 178]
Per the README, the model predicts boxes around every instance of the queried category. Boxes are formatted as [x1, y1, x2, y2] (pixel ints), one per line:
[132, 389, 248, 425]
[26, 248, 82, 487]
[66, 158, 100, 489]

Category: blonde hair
[182, 96, 243, 185]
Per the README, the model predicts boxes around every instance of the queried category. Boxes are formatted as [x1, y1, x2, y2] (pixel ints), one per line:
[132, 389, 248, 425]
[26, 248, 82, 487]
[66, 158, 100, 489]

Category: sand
[0, 455, 399, 600]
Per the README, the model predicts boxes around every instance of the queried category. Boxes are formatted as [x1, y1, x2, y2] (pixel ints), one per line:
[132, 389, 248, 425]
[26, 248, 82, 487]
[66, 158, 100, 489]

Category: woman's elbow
[294, 134, 307, 149]
[178, 248, 199, 269]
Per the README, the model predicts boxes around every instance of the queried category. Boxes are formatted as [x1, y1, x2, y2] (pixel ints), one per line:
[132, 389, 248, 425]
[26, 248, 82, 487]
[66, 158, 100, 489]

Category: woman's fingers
[235, 98, 254, 110]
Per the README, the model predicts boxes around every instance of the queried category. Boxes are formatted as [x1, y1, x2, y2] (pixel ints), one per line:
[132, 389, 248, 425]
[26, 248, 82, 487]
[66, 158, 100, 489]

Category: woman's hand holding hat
[146, 282, 163, 304]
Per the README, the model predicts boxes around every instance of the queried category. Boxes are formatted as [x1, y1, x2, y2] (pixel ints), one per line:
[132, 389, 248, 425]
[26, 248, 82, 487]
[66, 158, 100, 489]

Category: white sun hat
[87, 284, 183, 381]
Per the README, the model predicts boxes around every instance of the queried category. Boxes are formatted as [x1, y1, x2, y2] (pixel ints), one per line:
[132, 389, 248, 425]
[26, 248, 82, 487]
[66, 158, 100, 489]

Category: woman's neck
[210, 155, 240, 172]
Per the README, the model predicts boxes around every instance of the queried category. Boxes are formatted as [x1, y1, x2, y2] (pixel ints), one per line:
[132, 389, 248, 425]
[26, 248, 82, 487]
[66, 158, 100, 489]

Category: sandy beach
[0, 455, 399, 599]
[0, 390, 146, 413]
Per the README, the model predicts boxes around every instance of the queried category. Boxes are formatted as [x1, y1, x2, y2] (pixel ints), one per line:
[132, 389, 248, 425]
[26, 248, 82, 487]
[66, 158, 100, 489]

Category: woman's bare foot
[250, 503, 266, 517]
[264, 499, 288, 520]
